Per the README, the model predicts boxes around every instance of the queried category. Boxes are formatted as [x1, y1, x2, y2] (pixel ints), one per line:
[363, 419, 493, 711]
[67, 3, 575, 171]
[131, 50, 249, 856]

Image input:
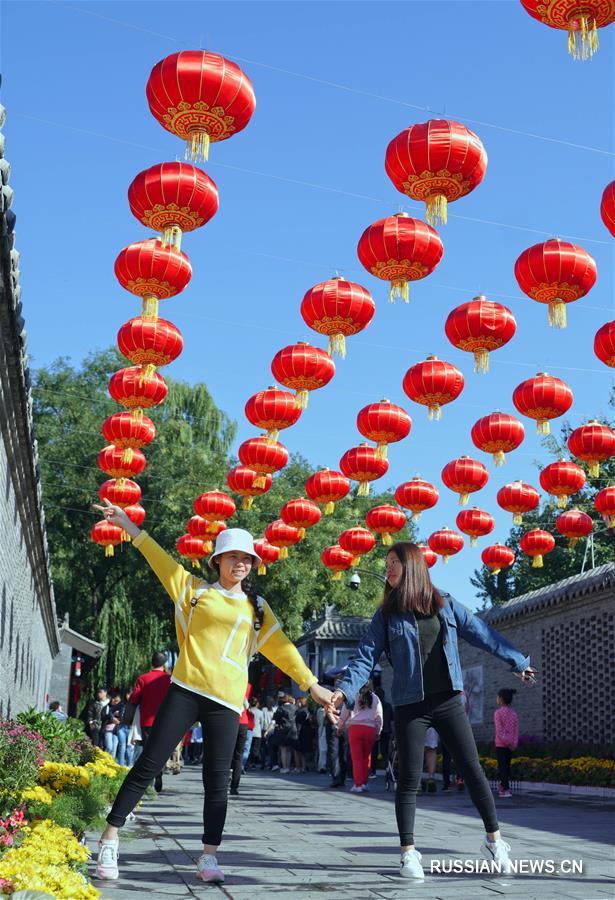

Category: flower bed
[479, 755, 615, 787]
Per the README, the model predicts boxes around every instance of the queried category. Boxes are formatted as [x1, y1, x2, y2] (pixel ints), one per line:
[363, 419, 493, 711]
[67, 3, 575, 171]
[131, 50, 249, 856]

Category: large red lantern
[601, 181, 615, 236]
[253, 539, 281, 576]
[555, 509, 593, 548]
[227, 465, 272, 510]
[595, 485, 615, 527]
[265, 520, 302, 559]
[128, 162, 219, 251]
[594, 321, 615, 368]
[91, 520, 123, 558]
[365, 504, 407, 545]
[419, 544, 438, 568]
[114, 239, 192, 320]
[385, 119, 487, 225]
[187, 516, 227, 553]
[122, 503, 146, 543]
[99, 478, 141, 508]
[305, 468, 350, 515]
[512, 372, 573, 435]
[300, 276, 375, 358]
[514, 239, 597, 328]
[146, 51, 256, 162]
[271, 342, 335, 409]
[340, 444, 389, 497]
[520, 529, 555, 568]
[442, 456, 488, 506]
[356, 213, 443, 302]
[357, 400, 411, 460]
[98, 445, 146, 480]
[193, 490, 236, 521]
[482, 543, 515, 575]
[176, 534, 207, 568]
[238, 436, 288, 487]
[519, 0, 615, 59]
[568, 421, 615, 477]
[445, 296, 516, 373]
[394, 476, 439, 519]
[117, 317, 183, 377]
[339, 526, 377, 566]
[101, 412, 156, 464]
[280, 498, 322, 538]
[471, 412, 524, 466]
[403, 355, 464, 420]
[456, 507, 495, 547]
[321, 545, 354, 580]
[428, 527, 464, 564]
[108, 367, 168, 413]
[497, 480, 540, 525]
[539, 459, 586, 508]
[245, 386, 302, 442]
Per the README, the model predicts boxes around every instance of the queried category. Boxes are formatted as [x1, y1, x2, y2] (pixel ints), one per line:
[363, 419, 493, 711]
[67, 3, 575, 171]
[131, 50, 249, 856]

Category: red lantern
[146, 50, 255, 162]
[356, 213, 443, 302]
[512, 372, 573, 435]
[300, 276, 375, 358]
[280, 498, 322, 538]
[128, 162, 219, 251]
[117, 318, 183, 375]
[91, 520, 123, 558]
[419, 544, 438, 568]
[403, 355, 464, 420]
[108, 367, 168, 413]
[187, 516, 226, 553]
[271, 342, 335, 409]
[568, 421, 615, 477]
[497, 480, 540, 525]
[176, 534, 207, 568]
[520, 529, 555, 568]
[482, 543, 515, 575]
[339, 526, 377, 566]
[321, 545, 354, 580]
[98, 445, 146, 480]
[227, 465, 272, 510]
[514, 239, 597, 328]
[445, 296, 516, 373]
[114, 238, 192, 320]
[357, 400, 411, 460]
[456, 507, 495, 547]
[539, 459, 586, 508]
[365, 504, 407, 545]
[99, 478, 141, 508]
[265, 520, 302, 559]
[471, 412, 524, 466]
[601, 181, 615, 236]
[442, 456, 488, 506]
[238, 436, 289, 487]
[305, 468, 350, 515]
[253, 539, 281, 575]
[394, 476, 439, 519]
[102, 412, 156, 464]
[340, 444, 389, 497]
[428, 527, 464, 564]
[245, 386, 302, 442]
[595, 485, 615, 527]
[193, 490, 236, 521]
[122, 503, 146, 542]
[555, 509, 593, 548]
[594, 321, 615, 368]
[519, 0, 615, 59]
[385, 119, 487, 225]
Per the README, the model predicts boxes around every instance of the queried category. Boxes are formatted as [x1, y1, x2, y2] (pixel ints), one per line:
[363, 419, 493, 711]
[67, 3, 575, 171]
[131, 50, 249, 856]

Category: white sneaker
[280, 768, 290, 774]
[360, 784, 369, 793]
[400, 848, 424, 879]
[350, 784, 360, 792]
[196, 853, 225, 883]
[96, 839, 119, 880]
[272, 765, 280, 771]
[481, 838, 513, 874]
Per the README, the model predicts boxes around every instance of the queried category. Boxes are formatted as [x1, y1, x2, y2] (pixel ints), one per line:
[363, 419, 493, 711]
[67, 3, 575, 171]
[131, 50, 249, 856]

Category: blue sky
[4, 1, 614, 609]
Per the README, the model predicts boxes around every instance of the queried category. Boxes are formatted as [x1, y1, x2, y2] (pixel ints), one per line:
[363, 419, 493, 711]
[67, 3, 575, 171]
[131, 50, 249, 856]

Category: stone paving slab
[88, 767, 615, 899]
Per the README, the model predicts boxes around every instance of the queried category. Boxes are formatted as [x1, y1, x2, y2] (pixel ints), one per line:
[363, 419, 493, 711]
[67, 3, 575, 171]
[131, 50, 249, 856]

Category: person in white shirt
[247, 697, 264, 768]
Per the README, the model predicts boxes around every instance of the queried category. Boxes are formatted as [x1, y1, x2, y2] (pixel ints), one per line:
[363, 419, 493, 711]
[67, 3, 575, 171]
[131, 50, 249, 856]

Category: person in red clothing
[130, 651, 171, 793]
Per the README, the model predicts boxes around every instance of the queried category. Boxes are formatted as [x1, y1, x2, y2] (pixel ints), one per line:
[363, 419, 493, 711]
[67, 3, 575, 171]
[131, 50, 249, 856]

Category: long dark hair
[211, 561, 264, 632]
[358, 684, 374, 709]
[381, 542, 444, 616]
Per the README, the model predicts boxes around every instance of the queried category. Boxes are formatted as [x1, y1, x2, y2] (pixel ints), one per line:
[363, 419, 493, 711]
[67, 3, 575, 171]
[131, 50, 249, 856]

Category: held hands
[325, 688, 346, 725]
[92, 498, 141, 541]
[309, 683, 334, 709]
[514, 666, 538, 685]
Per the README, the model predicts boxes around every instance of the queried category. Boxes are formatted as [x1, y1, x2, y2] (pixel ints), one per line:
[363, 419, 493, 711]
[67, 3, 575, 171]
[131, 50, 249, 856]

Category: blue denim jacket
[336, 593, 530, 708]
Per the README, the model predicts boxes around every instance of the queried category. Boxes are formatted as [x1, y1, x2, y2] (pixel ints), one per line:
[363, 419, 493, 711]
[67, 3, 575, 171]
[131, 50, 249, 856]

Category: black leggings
[107, 684, 239, 845]
[394, 690, 498, 846]
[496, 747, 513, 790]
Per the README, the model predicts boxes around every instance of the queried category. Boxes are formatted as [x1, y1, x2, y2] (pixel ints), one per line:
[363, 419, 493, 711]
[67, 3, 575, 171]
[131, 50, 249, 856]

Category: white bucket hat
[208, 528, 262, 569]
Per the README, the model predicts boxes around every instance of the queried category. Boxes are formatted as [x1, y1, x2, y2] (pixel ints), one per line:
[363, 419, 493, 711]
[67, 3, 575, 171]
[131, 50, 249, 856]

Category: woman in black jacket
[273, 695, 297, 774]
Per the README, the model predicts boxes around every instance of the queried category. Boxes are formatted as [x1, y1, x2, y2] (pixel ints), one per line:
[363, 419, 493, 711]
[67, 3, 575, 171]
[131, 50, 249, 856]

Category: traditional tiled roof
[296, 613, 371, 645]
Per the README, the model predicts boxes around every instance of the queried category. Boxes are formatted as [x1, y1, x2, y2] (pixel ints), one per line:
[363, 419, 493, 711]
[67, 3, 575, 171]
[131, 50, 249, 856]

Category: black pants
[326, 720, 347, 784]
[249, 736, 262, 764]
[394, 690, 498, 846]
[496, 747, 513, 790]
[107, 684, 239, 845]
[231, 724, 248, 790]
[371, 732, 391, 774]
[442, 742, 457, 786]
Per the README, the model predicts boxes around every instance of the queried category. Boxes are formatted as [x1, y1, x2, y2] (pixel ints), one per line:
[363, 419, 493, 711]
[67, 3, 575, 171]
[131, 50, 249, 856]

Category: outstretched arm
[451, 598, 535, 680]
[331, 610, 386, 709]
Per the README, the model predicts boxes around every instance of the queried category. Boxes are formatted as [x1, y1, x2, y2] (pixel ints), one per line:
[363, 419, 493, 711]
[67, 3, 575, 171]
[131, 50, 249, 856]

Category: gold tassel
[258, 564, 267, 576]
[538, 419, 551, 435]
[328, 333, 347, 359]
[425, 193, 447, 226]
[141, 295, 159, 321]
[381, 532, 392, 546]
[191, 559, 202, 569]
[130, 408, 144, 424]
[266, 429, 280, 444]
[242, 496, 254, 510]
[295, 389, 309, 410]
[532, 555, 543, 568]
[548, 299, 567, 328]
[471, 536, 478, 548]
[279, 547, 289, 559]
[513, 513, 523, 526]
[324, 501, 335, 515]
[332, 571, 342, 581]
[428, 404, 442, 421]
[122, 447, 134, 465]
[138, 364, 157, 386]
[185, 130, 210, 163]
[357, 481, 370, 497]
[492, 567, 501, 575]
[254, 474, 266, 489]
[568, 537, 579, 549]
[589, 461, 600, 478]
[375, 443, 388, 460]
[493, 451, 506, 467]
[162, 225, 182, 252]
[116, 477, 126, 489]
[557, 495, 568, 509]
[474, 349, 490, 374]
[296, 527, 305, 539]
[442, 555, 449, 565]
[568, 16, 599, 60]
[105, 544, 114, 557]
[203, 541, 213, 554]
[459, 492, 470, 506]
[389, 280, 410, 303]
[120, 530, 130, 543]
[352, 555, 362, 567]
[607, 514, 615, 528]
[411, 511, 422, 521]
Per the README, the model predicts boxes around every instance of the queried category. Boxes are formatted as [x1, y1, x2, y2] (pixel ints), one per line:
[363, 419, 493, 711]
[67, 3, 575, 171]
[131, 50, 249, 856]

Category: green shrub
[0, 722, 47, 815]
[15, 710, 90, 766]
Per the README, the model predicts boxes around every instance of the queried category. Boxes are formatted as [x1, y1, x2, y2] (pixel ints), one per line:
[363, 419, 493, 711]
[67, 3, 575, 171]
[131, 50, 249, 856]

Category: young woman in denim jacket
[330, 542, 537, 880]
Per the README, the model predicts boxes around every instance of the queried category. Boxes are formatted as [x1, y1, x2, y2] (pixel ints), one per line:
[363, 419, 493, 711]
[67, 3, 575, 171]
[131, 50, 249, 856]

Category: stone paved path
[88, 767, 615, 900]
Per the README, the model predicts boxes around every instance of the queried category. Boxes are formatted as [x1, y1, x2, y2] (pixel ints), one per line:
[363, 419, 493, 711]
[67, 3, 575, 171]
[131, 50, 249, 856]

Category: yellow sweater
[132, 531, 318, 713]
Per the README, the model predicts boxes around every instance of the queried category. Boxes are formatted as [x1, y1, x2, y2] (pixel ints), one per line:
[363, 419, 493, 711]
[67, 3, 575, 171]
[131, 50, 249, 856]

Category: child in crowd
[494, 688, 518, 798]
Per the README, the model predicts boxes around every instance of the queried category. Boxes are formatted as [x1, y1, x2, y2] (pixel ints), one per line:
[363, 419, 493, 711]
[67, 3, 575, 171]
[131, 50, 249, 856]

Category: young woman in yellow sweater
[94, 498, 332, 884]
